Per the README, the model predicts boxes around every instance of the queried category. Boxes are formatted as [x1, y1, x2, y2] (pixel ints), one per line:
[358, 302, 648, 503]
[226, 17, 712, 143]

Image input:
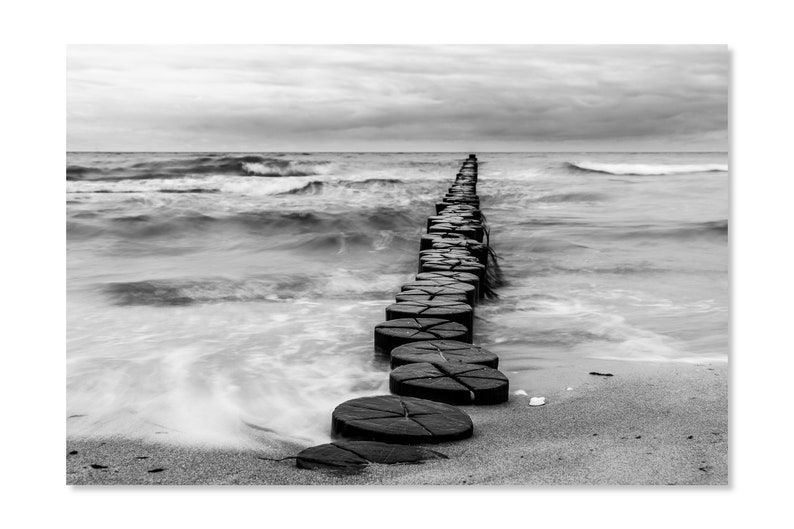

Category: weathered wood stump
[428, 223, 480, 241]
[416, 270, 480, 298]
[446, 193, 477, 201]
[420, 259, 486, 285]
[389, 362, 509, 405]
[429, 213, 477, 224]
[419, 232, 473, 251]
[443, 195, 479, 205]
[433, 204, 481, 220]
[426, 214, 477, 230]
[431, 237, 487, 258]
[395, 287, 469, 304]
[390, 340, 499, 368]
[418, 251, 477, 273]
[420, 250, 478, 270]
[400, 280, 477, 306]
[332, 395, 474, 444]
[431, 220, 484, 241]
[436, 201, 479, 214]
[420, 248, 474, 259]
[374, 317, 470, 354]
[295, 440, 447, 472]
[385, 300, 473, 339]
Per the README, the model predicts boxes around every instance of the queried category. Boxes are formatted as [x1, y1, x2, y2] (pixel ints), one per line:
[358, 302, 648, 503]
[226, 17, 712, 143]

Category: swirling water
[66, 151, 729, 448]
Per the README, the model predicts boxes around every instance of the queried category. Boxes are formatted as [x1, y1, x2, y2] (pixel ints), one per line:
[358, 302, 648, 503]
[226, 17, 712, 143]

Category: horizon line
[66, 150, 730, 154]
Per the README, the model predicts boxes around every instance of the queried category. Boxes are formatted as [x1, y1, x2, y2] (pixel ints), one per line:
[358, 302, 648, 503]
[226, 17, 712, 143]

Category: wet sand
[66, 359, 727, 485]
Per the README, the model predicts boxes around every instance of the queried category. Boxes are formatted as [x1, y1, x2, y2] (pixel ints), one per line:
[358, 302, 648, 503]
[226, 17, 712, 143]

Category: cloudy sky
[67, 45, 728, 152]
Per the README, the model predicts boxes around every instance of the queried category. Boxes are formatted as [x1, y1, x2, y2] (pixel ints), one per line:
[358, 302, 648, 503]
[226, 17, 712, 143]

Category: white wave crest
[242, 161, 332, 177]
[66, 175, 319, 196]
[570, 161, 729, 176]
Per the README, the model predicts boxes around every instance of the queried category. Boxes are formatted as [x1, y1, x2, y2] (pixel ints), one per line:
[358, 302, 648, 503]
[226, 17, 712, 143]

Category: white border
[4, 0, 791, 527]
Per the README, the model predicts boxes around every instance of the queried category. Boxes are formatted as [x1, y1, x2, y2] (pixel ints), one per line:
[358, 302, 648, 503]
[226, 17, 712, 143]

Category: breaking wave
[103, 269, 411, 306]
[567, 161, 728, 175]
[613, 220, 728, 240]
[242, 160, 331, 177]
[67, 206, 423, 243]
[533, 192, 608, 203]
[275, 178, 405, 196]
[278, 180, 326, 195]
[66, 174, 410, 197]
[104, 277, 315, 306]
[66, 154, 334, 181]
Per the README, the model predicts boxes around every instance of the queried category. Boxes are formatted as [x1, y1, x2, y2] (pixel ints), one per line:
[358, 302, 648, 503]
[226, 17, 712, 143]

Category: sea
[66, 152, 729, 449]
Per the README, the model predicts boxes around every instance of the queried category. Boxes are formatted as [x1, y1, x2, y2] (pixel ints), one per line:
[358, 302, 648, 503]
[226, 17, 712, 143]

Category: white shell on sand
[529, 397, 546, 406]
[513, 389, 528, 396]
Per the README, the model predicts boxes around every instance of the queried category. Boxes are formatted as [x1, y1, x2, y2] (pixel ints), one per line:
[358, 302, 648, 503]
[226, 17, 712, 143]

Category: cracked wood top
[390, 340, 499, 368]
[385, 301, 474, 330]
[389, 362, 509, 405]
[395, 288, 469, 303]
[374, 318, 468, 340]
[386, 299, 472, 313]
[416, 271, 480, 283]
[332, 395, 474, 444]
[422, 260, 484, 273]
[296, 440, 447, 472]
[400, 281, 475, 294]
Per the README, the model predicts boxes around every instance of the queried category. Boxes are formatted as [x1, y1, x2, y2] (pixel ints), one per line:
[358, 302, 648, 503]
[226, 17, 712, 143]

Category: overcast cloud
[67, 45, 728, 152]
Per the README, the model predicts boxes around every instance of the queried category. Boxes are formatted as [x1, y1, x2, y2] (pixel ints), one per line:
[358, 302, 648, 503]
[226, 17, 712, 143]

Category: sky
[67, 45, 729, 152]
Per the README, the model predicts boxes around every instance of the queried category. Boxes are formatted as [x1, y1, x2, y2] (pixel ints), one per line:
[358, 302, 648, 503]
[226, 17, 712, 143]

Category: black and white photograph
[10, 0, 794, 525]
[9, 0, 794, 529]
[65, 44, 730, 486]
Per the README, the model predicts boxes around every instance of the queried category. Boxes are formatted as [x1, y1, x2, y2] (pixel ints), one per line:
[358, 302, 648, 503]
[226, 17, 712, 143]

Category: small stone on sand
[529, 397, 546, 406]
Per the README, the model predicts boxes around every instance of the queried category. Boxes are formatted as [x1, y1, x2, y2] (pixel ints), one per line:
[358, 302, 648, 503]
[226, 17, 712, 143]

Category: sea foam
[568, 161, 728, 175]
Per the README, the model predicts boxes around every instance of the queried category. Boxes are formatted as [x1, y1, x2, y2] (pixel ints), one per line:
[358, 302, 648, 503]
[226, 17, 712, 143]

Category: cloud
[67, 45, 728, 151]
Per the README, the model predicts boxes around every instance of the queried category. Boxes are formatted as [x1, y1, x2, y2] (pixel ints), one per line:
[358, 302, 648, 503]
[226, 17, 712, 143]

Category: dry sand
[66, 359, 727, 485]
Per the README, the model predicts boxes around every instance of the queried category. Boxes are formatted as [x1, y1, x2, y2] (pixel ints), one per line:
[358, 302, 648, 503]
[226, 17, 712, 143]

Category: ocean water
[66, 152, 729, 449]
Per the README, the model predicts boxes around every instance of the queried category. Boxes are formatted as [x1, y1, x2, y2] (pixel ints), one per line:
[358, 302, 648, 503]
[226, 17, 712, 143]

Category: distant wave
[520, 262, 671, 277]
[533, 192, 607, 203]
[567, 161, 728, 175]
[104, 277, 315, 306]
[242, 160, 331, 177]
[156, 188, 221, 194]
[66, 174, 329, 196]
[66, 154, 333, 181]
[277, 180, 325, 195]
[348, 178, 405, 186]
[615, 220, 729, 240]
[104, 269, 413, 306]
[67, 206, 422, 242]
[404, 160, 458, 168]
[67, 173, 408, 197]
[71, 188, 221, 194]
[274, 178, 405, 196]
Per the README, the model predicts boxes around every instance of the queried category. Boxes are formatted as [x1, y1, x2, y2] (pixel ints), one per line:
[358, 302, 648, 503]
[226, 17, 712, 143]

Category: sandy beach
[67, 359, 727, 486]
